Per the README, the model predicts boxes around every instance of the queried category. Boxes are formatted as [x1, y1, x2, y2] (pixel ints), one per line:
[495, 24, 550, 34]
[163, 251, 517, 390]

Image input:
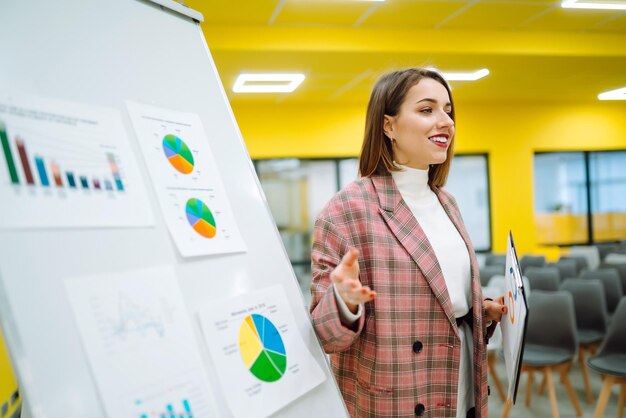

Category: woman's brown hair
[358, 68, 455, 188]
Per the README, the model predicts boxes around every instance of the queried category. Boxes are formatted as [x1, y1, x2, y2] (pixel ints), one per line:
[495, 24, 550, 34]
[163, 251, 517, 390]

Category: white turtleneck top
[334, 165, 474, 418]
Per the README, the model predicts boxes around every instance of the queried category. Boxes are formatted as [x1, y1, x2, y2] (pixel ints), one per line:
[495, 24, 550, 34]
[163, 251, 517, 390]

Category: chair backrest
[559, 278, 608, 334]
[580, 269, 624, 314]
[599, 262, 626, 293]
[595, 243, 619, 261]
[525, 266, 560, 291]
[605, 253, 626, 264]
[485, 254, 506, 267]
[569, 246, 601, 270]
[526, 290, 578, 355]
[520, 255, 547, 274]
[550, 259, 578, 281]
[479, 265, 505, 287]
[560, 255, 589, 274]
[595, 297, 626, 356]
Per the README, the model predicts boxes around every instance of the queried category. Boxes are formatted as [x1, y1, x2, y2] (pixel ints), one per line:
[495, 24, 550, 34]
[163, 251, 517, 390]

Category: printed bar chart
[1, 120, 19, 184]
[139, 398, 194, 418]
[0, 132, 126, 192]
[0, 92, 155, 229]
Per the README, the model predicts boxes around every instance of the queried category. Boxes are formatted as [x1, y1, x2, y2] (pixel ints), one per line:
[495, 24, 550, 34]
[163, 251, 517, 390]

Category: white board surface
[0, 0, 347, 417]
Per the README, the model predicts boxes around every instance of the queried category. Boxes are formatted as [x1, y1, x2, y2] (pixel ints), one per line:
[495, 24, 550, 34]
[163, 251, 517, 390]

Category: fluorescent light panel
[562, 0, 626, 10]
[441, 68, 490, 81]
[233, 73, 305, 93]
[598, 87, 626, 100]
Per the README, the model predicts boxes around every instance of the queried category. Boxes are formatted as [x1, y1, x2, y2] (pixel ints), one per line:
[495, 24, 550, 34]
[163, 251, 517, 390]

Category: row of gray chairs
[514, 292, 626, 418]
[523, 266, 625, 315]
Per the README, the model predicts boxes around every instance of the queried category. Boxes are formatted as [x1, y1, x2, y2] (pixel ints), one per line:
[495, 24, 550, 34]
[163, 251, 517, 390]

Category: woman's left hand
[483, 296, 507, 327]
[482, 296, 507, 342]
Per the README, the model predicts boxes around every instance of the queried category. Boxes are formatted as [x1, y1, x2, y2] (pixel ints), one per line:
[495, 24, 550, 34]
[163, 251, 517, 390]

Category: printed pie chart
[185, 198, 217, 238]
[162, 134, 194, 174]
[239, 314, 287, 382]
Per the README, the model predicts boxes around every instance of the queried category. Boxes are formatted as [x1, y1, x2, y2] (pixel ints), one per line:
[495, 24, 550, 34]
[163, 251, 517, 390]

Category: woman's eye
[420, 108, 432, 113]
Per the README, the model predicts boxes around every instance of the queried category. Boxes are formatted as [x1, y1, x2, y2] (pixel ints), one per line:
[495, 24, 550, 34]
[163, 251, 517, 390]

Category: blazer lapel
[371, 175, 458, 334]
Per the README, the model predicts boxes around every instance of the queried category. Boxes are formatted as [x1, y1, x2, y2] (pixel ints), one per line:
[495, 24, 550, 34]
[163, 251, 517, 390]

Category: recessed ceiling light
[598, 87, 626, 100]
[441, 69, 490, 81]
[233, 73, 305, 93]
[562, 0, 626, 10]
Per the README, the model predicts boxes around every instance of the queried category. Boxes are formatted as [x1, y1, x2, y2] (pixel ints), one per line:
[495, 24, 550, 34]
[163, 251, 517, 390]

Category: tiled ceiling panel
[583, 12, 626, 33]
[519, 7, 623, 31]
[441, 3, 553, 30]
[186, 0, 626, 104]
[360, 1, 467, 28]
[200, 0, 279, 25]
[274, 1, 375, 26]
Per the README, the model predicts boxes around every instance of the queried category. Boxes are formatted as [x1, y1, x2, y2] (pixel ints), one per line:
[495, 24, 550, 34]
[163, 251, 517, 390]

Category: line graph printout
[64, 265, 218, 417]
[0, 91, 154, 228]
[126, 101, 245, 258]
[198, 286, 325, 418]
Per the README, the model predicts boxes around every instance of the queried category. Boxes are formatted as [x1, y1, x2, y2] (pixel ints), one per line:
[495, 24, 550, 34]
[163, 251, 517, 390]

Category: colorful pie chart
[163, 134, 194, 174]
[185, 198, 217, 238]
[239, 314, 287, 383]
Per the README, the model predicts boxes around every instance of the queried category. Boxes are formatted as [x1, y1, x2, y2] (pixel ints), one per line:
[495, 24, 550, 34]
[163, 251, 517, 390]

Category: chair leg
[526, 368, 534, 407]
[579, 345, 594, 404]
[559, 363, 582, 417]
[545, 367, 560, 418]
[538, 370, 547, 395]
[488, 351, 506, 402]
[618, 383, 625, 418]
[501, 399, 513, 418]
[593, 375, 616, 418]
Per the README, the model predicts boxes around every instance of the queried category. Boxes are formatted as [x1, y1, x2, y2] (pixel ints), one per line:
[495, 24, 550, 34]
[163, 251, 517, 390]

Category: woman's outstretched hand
[331, 248, 376, 314]
[482, 296, 506, 342]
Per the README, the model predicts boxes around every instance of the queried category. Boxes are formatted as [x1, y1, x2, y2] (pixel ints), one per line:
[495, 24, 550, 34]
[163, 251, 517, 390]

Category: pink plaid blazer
[310, 175, 488, 418]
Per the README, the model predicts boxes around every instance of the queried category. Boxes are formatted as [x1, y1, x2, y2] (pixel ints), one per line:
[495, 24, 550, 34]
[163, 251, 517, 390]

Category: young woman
[310, 68, 505, 418]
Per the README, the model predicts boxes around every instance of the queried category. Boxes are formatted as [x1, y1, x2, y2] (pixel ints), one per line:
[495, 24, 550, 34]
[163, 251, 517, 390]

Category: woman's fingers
[331, 248, 375, 306]
[331, 248, 360, 285]
[341, 248, 359, 268]
[340, 285, 376, 305]
[484, 298, 507, 323]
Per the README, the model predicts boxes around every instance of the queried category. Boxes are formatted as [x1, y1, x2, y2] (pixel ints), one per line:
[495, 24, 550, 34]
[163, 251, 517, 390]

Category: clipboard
[500, 231, 529, 405]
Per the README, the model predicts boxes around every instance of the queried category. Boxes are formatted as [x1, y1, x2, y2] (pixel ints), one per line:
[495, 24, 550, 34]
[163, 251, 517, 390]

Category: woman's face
[383, 78, 455, 170]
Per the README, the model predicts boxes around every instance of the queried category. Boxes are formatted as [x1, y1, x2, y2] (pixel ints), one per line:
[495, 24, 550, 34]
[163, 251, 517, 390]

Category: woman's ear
[383, 115, 394, 139]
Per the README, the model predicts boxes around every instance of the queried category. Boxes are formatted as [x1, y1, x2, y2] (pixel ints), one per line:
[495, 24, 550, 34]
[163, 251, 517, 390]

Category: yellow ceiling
[185, 0, 626, 104]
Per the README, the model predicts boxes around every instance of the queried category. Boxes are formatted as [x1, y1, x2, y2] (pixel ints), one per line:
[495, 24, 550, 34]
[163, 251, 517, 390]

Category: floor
[488, 354, 621, 418]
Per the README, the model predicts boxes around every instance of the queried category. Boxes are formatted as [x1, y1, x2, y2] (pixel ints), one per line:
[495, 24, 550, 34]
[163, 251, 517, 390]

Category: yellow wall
[0, 329, 19, 416]
[232, 101, 626, 259]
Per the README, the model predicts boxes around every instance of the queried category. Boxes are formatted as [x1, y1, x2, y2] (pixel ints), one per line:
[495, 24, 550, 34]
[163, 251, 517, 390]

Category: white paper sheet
[64, 265, 218, 417]
[0, 92, 154, 229]
[198, 285, 326, 418]
[125, 101, 246, 258]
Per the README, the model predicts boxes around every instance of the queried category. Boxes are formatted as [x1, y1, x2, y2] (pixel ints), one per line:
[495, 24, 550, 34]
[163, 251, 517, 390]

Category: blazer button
[414, 403, 425, 416]
[412, 341, 423, 353]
